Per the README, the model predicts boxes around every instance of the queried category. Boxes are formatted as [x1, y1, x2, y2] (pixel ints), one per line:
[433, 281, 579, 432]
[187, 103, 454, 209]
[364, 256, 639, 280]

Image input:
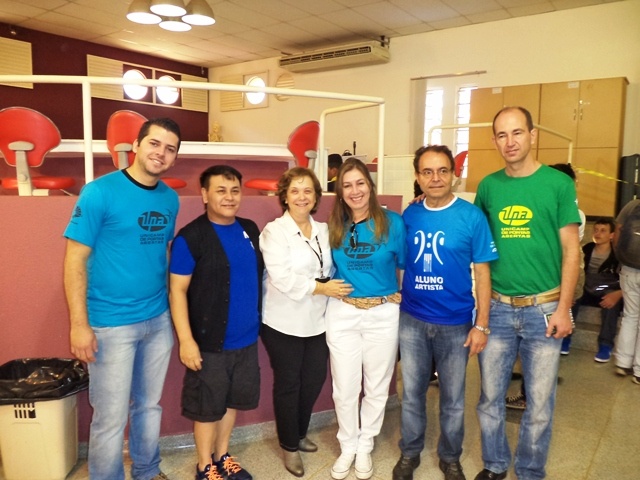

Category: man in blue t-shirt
[169, 165, 263, 480]
[64, 118, 181, 480]
[393, 145, 497, 480]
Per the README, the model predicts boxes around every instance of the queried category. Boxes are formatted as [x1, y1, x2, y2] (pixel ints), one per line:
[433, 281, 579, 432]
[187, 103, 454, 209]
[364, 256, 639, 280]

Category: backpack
[617, 200, 640, 269]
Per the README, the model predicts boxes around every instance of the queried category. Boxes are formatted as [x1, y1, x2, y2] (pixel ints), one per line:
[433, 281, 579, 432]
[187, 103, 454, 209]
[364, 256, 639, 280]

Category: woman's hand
[315, 279, 354, 298]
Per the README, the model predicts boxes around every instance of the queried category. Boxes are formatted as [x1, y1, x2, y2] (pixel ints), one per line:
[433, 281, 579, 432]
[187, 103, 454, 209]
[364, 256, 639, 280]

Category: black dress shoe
[474, 468, 507, 480]
[439, 459, 466, 480]
[392, 454, 420, 480]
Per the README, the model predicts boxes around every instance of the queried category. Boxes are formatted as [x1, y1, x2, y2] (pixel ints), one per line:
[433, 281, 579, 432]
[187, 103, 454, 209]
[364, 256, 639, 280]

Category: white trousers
[325, 298, 399, 454]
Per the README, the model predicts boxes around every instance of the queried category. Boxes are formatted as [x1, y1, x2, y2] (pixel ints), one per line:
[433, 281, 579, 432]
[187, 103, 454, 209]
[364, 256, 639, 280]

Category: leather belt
[341, 292, 402, 310]
[491, 287, 560, 307]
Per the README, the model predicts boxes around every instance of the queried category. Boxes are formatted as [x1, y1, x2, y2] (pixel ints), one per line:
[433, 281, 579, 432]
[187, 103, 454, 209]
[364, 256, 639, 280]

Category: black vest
[178, 214, 263, 353]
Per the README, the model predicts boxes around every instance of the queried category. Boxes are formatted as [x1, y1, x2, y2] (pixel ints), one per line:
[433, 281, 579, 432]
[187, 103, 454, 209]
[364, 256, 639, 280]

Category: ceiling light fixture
[159, 17, 192, 32]
[182, 0, 215, 26]
[150, 0, 187, 17]
[127, 0, 162, 24]
[127, 0, 215, 30]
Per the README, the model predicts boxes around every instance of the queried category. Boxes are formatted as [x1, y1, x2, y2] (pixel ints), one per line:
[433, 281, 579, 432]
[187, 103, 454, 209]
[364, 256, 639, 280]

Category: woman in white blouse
[260, 167, 352, 477]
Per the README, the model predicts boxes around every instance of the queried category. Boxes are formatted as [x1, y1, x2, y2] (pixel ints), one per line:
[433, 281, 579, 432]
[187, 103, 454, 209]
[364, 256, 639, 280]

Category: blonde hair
[328, 157, 389, 248]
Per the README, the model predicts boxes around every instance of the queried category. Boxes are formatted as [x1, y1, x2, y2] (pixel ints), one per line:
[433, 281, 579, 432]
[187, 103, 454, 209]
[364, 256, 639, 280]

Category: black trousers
[261, 324, 329, 451]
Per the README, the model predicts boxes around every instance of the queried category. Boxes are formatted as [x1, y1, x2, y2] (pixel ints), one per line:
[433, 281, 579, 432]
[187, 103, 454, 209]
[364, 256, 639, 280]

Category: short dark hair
[412, 144, 455, 173]
[137, 118, 182, 150]
[277, 167, 322, 213]
[328, 153, 343, 169]
[549, 163, 576, 181]
[492, 106, 534, 134]
[200, 165, 243, 189]
[594, 217, 616, 233]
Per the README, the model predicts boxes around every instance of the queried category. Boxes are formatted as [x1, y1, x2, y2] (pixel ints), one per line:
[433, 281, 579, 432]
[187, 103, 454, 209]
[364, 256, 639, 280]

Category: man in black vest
[169, 165, 263, 480]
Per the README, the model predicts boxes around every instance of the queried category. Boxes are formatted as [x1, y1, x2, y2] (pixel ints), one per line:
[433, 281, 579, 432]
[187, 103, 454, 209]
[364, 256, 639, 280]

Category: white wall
[210, 0, 640, 160]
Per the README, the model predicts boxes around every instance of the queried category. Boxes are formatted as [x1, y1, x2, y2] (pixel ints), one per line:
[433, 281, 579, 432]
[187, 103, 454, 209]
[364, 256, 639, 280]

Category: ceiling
[0, 0, 624, 69]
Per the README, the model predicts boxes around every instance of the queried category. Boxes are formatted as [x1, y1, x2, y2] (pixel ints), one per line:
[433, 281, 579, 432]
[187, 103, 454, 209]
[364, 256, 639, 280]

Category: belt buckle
[511, 295, 526, 307]
[380, 297, 387, 305]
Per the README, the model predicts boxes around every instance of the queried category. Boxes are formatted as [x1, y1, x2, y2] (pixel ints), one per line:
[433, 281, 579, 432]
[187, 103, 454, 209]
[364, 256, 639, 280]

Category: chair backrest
[454, 150, 467, 177]
[106, 110, 147, 169]
[0, 107, 61, 168]
[287, 120, 320, 169]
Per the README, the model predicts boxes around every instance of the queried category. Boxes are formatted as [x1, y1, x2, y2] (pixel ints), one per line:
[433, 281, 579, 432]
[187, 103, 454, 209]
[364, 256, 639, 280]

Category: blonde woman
[326, 158, 406, 479]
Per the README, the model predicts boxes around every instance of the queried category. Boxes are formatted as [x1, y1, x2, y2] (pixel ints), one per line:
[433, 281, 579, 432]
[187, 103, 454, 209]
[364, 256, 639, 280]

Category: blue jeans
[88, 310, 174, 480]
[398, 311, 471, 462]
[476, 300, 561, 480]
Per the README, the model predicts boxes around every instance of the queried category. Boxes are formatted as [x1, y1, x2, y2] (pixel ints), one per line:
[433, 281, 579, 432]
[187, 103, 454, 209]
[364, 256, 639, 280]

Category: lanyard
[300, 233, 324, 278]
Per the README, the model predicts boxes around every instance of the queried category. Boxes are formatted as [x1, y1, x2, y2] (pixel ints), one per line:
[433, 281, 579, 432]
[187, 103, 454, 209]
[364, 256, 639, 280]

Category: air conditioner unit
[279, 41, 390, 73]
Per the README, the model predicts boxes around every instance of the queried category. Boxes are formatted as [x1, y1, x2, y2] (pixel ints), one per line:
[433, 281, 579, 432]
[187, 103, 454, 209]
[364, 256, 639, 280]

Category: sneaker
[560, 336, 571, 355]
[331, 453, 355, 480]
[505, 392, 526, 410]
[392, 454, 421, 480]
[439, 459, 466, 480]
[355, 452, 373, 479]
[152, 473, 171, 480]
[594, 345, 612, 363]
[633, 376, 640, 385]
[615, 366, 633, 376]
[196, 464, 224, 480]
[215, 454, 252, 480]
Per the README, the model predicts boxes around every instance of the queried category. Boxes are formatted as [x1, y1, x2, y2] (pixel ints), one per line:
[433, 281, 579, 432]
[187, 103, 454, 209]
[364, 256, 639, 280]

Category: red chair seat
[245, 178, 278, 192]
[2, 176, 75, 190]
[163, 178, 187, 189]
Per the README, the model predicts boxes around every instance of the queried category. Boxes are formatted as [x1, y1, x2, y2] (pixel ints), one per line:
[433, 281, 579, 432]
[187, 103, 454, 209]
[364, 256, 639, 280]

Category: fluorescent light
[182, 0, 215, 26]
[150, 0, 186, 17]
[127, 0, 162, 24]
[159, 17, 192, 32]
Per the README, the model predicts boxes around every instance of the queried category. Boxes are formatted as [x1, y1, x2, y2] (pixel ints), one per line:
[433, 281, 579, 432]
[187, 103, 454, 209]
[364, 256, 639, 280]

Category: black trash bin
[0, 358, 89, 480]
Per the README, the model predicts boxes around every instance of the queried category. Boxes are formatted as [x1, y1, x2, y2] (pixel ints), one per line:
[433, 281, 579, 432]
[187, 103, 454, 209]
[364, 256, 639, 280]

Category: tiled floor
[21, 346, 636, 480]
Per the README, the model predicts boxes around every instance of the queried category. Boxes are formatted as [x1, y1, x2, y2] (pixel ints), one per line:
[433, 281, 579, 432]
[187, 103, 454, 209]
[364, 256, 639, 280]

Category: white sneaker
[355, 452, 373, 479]
[331, 453, 355, 480]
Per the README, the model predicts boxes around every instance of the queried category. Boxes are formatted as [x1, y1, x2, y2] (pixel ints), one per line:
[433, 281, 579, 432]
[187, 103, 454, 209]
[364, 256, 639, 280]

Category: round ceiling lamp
[150, 0, 187, 17]
[182, 0, 215, 26]
[159, 17, 192, 31]
[126, 0, 162, 24]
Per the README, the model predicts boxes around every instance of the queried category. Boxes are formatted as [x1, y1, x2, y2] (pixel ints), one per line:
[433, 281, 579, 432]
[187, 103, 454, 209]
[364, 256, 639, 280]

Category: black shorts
[181, 342, 260, 422]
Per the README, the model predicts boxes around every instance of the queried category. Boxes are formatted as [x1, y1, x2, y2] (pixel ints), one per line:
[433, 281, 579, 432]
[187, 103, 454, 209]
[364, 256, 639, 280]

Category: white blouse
[259, 210, 334, 337]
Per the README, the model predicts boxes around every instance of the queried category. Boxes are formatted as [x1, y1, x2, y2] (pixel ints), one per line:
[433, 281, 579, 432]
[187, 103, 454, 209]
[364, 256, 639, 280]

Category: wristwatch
[474, 324, 491, 335]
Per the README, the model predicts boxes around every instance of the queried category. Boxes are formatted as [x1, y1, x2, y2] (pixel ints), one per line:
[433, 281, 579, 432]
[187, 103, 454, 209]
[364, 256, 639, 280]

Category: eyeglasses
[418, 167, 452, 179]
[349, 222, 358, 248]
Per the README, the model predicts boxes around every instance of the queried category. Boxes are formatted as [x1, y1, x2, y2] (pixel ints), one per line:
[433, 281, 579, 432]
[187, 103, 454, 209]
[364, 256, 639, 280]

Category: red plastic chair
[106, 110, 187, 189]
[0, 107, 75, 196]
[245, 120, 319, 194]
[454, 150, 467, 177]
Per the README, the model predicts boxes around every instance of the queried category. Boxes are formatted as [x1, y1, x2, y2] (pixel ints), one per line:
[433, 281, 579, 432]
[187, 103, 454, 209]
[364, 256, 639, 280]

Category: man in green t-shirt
[473, 107, 581, 480]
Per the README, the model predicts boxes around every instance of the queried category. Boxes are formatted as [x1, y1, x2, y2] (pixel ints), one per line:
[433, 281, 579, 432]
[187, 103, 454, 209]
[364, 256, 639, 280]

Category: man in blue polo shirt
[393, 145, 497, 480]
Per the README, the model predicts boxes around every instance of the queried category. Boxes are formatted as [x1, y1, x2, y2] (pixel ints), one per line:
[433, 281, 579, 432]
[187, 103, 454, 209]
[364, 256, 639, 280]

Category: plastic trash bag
[0, 358, 89, 405]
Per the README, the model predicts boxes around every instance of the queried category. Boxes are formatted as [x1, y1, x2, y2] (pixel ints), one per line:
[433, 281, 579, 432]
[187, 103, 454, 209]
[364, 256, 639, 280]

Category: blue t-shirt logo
[138, 211, 170, 232]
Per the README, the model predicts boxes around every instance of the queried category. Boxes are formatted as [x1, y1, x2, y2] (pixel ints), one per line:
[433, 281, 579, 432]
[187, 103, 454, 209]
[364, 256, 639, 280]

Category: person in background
[327, 153, 343, 192]
[260, 167, 352, 477]
[169, 165, 263, 480]
[572, 217, 623, 362]
[64, 118, 181, 480]
[613, 198, 640, 383]
[474, 106, 581, 480]
[392, 145, 498, 480]
[326, 157, 406, 480]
